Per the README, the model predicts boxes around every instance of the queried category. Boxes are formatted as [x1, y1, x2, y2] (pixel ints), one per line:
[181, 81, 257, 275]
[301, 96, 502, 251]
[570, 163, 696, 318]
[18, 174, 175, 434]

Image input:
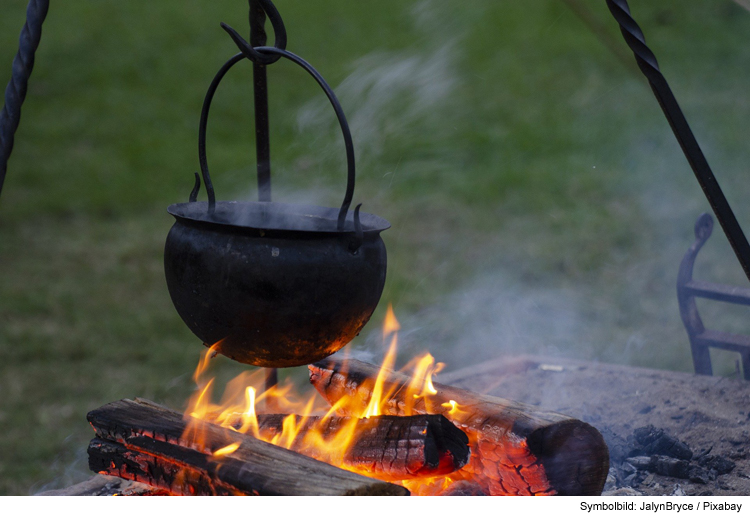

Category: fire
[362, 305, 400, 418]
[181, 304, 464, 494]
[213, 442, 240, 457]
[441, 399, 465, 416]
[382, 303, 401, 337]
[402, 475, 455, 496]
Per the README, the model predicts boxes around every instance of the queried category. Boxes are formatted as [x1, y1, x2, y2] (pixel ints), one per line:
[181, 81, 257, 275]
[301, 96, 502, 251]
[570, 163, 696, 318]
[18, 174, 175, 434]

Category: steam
[297, 42, 458, 161]
[297, 0, 459, 164]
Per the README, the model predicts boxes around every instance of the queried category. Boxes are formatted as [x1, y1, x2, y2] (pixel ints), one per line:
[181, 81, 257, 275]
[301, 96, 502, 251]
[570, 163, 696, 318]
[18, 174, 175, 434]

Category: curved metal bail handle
[606, 0, 750, 282]
[222, 25, 357, 230]
[197, 53, 246, 213]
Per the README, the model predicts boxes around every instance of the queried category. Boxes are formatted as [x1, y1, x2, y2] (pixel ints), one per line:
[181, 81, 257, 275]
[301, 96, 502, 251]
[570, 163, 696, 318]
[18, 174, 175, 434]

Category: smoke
[349, 269, 588, 370]
[30, 435, 91, 495]
[297, 42, 457, 162]
[297, 0, 459, 167]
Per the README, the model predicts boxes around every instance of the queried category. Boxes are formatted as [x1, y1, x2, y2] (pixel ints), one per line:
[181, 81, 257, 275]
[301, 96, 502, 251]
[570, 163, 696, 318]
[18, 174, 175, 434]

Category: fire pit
[44, 341, 750, 496]
[83, 307, 610, 496]
[439, 354, 750, 496]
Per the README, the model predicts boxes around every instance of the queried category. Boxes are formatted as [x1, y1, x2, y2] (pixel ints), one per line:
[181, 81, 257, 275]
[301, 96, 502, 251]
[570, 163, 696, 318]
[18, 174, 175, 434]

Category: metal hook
[221, 0, 288, 66]
[221, 23, 274, 65]
[250, 0, 287, 58]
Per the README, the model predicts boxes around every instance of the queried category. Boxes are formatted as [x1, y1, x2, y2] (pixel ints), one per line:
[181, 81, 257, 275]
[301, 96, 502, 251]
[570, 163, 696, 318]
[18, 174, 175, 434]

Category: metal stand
[607, 0, 750, 282]
[250, 0, 271, 202]
[249, 1, 277, 393]
[677, 213, 750, 379]
[0, 0, 50, 198]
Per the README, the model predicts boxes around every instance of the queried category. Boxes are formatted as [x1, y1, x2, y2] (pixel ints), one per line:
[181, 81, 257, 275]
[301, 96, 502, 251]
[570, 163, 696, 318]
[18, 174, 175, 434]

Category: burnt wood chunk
[253, 413, 469, 481]
[86, 398, 408, 496]
[309, 358, 610, 496]
[630, 425, 693, 460]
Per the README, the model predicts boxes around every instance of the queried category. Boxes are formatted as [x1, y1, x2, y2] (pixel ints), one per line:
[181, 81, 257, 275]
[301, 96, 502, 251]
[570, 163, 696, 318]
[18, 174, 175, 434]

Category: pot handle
[197, 26, 357, 231]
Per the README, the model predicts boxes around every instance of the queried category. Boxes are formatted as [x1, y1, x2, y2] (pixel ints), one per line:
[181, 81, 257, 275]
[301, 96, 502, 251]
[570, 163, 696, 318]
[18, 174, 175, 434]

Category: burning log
[87, 398, 408, 496]
[252, 413, 469, 481]
[309, 358, 610, 496]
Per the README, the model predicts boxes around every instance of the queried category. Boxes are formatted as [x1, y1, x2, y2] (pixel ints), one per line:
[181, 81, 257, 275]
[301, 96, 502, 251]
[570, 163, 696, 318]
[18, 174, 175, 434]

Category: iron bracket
[677, 213, 750, 379]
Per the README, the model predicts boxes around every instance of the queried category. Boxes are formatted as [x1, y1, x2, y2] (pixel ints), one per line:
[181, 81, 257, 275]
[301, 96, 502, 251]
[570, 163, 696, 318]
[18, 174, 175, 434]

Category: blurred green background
[1, 0, 749, 494]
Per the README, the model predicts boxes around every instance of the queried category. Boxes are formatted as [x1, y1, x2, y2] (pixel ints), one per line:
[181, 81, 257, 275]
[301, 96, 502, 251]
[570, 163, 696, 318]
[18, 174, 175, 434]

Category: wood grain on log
[309, 358, 609, 496]
[253, 413, 469, 481]
[87, 398, 408, 496]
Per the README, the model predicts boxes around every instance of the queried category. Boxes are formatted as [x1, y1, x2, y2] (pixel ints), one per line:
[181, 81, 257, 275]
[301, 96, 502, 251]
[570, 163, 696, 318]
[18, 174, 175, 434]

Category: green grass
[2, 0, 750, 494]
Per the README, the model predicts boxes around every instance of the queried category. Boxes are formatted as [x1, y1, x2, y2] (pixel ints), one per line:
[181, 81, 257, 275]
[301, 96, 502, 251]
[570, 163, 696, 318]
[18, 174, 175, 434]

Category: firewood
[87, 398, 408, 496]
[252, 413, 469, 481]
[309, 358, 610, 496]
[130, 398, 468, 481]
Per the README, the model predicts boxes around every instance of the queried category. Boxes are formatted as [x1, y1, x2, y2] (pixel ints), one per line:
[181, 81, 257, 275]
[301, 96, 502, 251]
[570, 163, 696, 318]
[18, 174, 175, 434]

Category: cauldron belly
[164, 222, 387, 367]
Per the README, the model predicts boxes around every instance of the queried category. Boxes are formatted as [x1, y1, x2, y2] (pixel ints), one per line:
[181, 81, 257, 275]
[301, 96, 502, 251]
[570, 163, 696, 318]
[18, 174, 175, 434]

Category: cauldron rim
[168, 200, 390, 235]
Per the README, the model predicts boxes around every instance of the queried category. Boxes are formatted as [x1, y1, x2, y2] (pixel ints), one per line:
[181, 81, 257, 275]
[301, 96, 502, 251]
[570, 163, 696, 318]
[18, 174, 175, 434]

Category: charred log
[309, 358, 610, 496]
[87, 398, 408, 496]
[253, 413, 469, 481]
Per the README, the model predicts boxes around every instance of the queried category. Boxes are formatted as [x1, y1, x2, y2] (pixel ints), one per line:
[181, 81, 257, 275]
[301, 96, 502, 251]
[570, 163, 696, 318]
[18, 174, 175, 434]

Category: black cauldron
[164, 20, 389, 367]
[165, 201, 388, 367]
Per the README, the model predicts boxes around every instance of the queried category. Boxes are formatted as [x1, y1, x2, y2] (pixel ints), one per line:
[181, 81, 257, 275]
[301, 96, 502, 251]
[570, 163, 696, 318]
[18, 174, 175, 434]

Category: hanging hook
[250, 0, 287, 53]
[223, 0, 287, 66]
[221, 23, 272, 64]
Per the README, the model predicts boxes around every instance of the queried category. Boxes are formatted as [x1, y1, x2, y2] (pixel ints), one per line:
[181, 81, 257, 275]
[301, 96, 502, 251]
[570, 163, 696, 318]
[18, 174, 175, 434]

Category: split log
[309, 358, 610, 496]
[87, 398, 408, 496]
[122, 398, 468, 481]
[252, 413, 469, 481]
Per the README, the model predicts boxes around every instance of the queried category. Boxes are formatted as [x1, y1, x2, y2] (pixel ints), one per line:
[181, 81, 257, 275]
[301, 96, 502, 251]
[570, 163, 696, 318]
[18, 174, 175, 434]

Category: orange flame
[181, 304, 463, 494]
[441, 399, 465, 416]
[212, 442, 240, 457]
[383, 303, 401, 338]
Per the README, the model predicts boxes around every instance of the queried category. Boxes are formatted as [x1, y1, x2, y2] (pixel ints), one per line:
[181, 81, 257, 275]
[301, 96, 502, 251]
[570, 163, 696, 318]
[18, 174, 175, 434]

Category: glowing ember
[181, 304, 464, 494]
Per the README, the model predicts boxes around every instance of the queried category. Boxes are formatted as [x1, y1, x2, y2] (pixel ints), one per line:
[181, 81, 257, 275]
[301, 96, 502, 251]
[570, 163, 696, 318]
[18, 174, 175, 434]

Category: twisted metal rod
[0, 0, 50, 198]
[606, 0, 750, 282]
[250, 0, 272, 202]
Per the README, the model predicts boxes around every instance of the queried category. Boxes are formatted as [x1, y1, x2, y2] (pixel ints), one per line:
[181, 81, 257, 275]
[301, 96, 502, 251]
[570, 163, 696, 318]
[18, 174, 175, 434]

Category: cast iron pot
[165, 201, 388, 367]
[164, 45, 389, 367]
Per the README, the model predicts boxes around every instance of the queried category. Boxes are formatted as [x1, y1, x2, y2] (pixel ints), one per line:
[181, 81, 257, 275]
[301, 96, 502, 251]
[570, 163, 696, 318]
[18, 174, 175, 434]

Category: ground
[442, 354, 750, 496]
